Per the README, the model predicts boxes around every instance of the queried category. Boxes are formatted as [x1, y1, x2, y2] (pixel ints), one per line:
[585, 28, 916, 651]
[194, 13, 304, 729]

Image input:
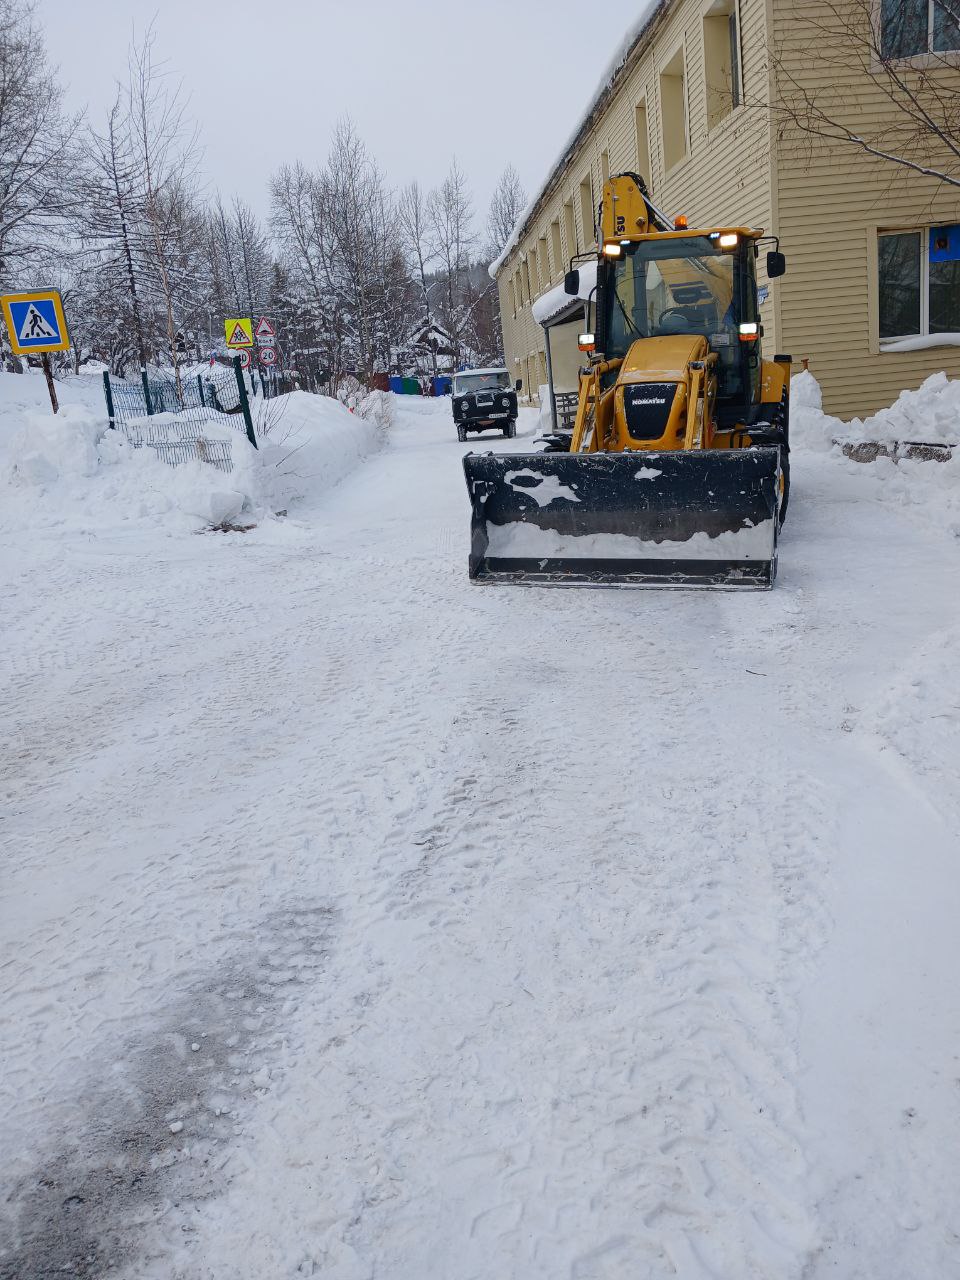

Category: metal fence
[102, 356, 260, 473]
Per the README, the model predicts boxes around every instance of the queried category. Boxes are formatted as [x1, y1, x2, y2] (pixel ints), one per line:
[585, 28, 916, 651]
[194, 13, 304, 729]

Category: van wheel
[457, 425, 467, 442]
[504, 419, 516, 439]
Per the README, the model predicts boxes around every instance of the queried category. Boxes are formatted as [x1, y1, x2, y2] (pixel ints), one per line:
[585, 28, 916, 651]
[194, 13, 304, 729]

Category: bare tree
[0, 0, 82, 282]
[428, 159, 476, 364]
[764, 0, 960, 187]
[126, 26, 203, 392]
[397, 180, 435, 322]
[83, 95, 150, 367]
[486, 163, 527, 260]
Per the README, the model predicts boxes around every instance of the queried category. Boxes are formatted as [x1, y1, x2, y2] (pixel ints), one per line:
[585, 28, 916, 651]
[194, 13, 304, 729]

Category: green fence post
[197, 374, 206, 408]
[233, 354, 257, 449]
[141, 367, 154, 416]
[103, 370, 116, 428]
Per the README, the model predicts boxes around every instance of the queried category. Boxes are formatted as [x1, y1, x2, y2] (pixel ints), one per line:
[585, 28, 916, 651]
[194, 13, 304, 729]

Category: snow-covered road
[2, 396, 959, 1279]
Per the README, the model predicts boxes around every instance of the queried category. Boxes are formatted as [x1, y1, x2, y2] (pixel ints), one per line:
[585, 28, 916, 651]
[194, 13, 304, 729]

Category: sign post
[0, 289, 71, 414]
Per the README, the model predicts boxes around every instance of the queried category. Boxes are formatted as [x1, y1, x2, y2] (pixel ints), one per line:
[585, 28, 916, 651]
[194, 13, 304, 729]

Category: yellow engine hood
[619, 334, 709, 383]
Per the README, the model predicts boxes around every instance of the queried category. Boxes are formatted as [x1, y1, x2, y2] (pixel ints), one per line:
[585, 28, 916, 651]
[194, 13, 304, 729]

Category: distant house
[398, 318, 457, 377]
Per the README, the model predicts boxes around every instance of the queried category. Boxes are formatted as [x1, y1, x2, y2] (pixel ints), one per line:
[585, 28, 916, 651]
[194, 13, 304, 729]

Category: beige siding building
[494, 0, 960, 419]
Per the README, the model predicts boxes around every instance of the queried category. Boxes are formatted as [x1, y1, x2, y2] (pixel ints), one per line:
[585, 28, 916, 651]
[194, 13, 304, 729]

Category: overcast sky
[41, 0, 617, 244]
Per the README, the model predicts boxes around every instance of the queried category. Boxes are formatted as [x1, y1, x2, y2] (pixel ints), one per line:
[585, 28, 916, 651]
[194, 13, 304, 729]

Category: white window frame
[877, 224, 960, 349]
[873, 0, 960, 68]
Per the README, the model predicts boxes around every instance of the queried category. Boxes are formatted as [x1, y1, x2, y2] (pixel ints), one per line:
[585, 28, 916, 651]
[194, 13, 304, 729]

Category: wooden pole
[41, 353, 59, 414]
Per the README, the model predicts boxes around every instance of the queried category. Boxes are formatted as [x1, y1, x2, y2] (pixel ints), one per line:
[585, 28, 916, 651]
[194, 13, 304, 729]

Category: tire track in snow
[172, 571, 838, 1279]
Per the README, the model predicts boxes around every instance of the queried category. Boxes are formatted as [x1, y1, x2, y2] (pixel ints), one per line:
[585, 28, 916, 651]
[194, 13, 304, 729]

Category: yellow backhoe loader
[462, 172, 791, 588]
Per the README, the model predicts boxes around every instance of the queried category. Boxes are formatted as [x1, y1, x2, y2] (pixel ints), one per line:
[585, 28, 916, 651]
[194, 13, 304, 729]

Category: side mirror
[515, 378, 523, 391]
[564, 269, 580, 296]
[766, 251, 786, 278]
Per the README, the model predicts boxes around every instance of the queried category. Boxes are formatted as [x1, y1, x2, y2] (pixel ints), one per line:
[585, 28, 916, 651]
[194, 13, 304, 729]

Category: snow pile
[244, 390, 382, 516]
[836, 372, 960, 446]
[790, 370, 960, 537]
[355, 388, 396, 431]
[3, 403, 251, 531]
[790, 370, 842, 453]
[0, 373, 382, 534]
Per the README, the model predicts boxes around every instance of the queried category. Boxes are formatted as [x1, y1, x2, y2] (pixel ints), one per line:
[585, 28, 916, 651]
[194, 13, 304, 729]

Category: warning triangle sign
[254, 316, 275, 340]
[19, 303, 58, 342]
[228, 322, 249, 346]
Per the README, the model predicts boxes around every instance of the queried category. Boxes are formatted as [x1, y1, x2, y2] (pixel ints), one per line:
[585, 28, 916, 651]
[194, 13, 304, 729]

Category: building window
[551, 219, 562, 279]
[522, 259, 531, 306]
[879, 225, 960, 342]
[600, 149, 610, 185]
[660, 46, 688, 171]
[703, 1, 742, 129]
[881, 0, 960, 57]
[539, 234, 550, 283]
[563, 199, 576, 256]
[508, 276, 517, 317]
[529, 245, 539, 294]
[635, 99, 651, 183]
[579, 175, 595, 248]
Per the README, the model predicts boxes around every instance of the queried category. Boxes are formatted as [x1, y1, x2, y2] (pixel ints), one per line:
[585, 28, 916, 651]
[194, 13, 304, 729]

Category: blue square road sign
[1, 289, 70, 354]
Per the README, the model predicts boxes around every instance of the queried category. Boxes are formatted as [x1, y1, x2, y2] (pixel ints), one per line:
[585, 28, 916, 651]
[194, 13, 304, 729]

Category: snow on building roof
[490, 0, 665, 281]
[531, 261, 598, 326]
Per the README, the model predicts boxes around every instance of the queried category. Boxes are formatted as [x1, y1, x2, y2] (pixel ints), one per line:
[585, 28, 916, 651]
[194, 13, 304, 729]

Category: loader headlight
[738, 322, 759, 342]
[718, 233, 739, 249]
[602, 242, 622, 257]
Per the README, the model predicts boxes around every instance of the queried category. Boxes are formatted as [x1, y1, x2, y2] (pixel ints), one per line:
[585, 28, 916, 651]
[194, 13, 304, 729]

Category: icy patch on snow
[504, 469, 581, 507]
[635, 465, 663, 480]
[486, 518, 776, 561]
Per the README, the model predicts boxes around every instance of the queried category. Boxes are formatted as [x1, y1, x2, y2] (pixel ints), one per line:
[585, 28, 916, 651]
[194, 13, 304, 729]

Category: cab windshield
[454, 371, 510, 394]
[602, 235, 753, 399]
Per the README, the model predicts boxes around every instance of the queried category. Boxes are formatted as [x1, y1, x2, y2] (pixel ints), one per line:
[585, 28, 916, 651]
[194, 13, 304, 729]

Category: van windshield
[455, 371, 510, 394]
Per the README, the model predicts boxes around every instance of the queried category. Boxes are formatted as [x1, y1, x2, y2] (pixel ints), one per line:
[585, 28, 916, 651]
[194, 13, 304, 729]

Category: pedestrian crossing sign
[224, 317, 253, 348]
[1, 290, 70, 355]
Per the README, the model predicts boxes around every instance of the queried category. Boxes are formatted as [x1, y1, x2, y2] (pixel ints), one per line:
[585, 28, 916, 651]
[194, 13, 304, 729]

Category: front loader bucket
[462, 449, 781, 588]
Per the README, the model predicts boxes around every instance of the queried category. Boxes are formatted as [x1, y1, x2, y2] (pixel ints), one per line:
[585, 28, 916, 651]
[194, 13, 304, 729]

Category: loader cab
[596, 231, 765, 422]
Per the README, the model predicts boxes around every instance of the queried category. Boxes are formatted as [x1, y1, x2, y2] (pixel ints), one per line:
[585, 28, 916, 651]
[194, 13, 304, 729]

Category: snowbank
[834, 371, 960, 447]
[790, 369, 960, 537]
[247, 390, 383, 516]
[0, 372, 382, 535]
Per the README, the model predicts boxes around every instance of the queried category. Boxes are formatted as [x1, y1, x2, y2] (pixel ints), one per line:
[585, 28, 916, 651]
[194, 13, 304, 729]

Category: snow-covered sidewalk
[2, 390, 959, 1279]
